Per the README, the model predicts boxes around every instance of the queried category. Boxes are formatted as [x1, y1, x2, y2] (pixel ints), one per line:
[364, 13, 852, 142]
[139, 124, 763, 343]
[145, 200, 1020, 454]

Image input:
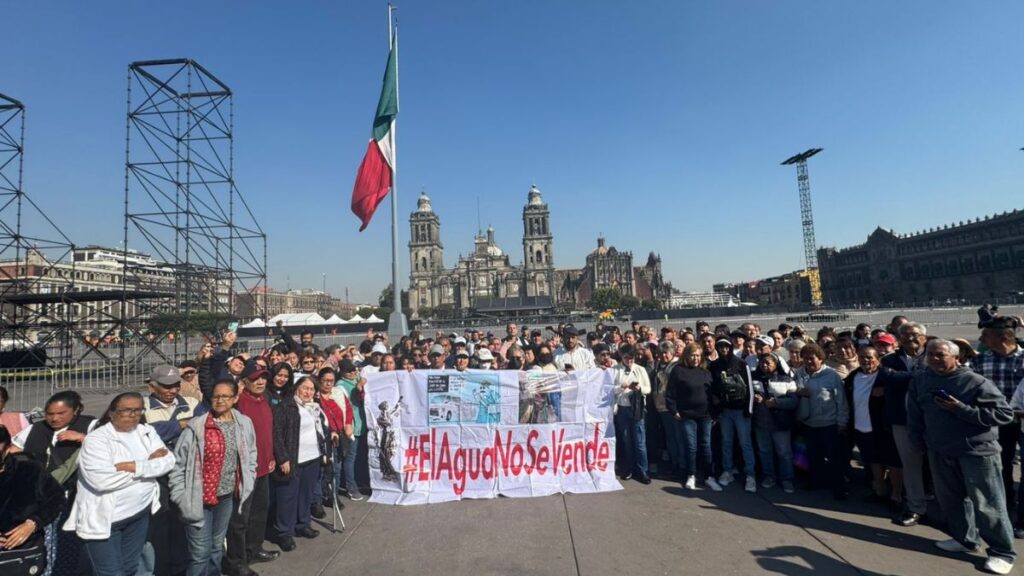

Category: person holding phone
[907, 339, 1015, 575]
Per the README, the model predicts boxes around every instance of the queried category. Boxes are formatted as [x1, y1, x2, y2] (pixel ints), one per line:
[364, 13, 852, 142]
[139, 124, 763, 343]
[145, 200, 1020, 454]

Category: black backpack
[719, 370, 747, 404]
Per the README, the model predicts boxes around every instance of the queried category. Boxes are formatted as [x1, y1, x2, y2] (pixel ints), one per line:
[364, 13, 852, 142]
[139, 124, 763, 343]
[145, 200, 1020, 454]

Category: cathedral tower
[408, 192, 443, 314]
[522, 184, 554, 298]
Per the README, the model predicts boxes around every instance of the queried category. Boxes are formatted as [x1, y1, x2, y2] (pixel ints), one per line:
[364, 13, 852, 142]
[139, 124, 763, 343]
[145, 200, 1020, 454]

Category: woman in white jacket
[64, 392, 175, 576]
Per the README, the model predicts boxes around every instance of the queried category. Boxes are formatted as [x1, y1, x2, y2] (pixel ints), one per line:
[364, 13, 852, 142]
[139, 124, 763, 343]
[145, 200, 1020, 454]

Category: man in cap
[360, 342, 388, 378]
[145, 364, 208, 447]
[428, 344, 447, 370]
[475, 348, 495, 370]
[873, 332, 897, 356]
[555, 327, 595, 371]
[447, 337, 469, 369]
[224, 364, 280, 576]
[144, 364, 207, 576]
[454, 348, 471, 372]
[975, 316, 1024, 535]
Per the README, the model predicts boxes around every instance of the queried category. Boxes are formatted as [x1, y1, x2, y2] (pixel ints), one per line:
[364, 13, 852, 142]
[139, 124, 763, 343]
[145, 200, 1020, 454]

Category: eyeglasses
[115, 407, 144, 416]
[211, 395, 235, 402]
[181, 371, 197, 378]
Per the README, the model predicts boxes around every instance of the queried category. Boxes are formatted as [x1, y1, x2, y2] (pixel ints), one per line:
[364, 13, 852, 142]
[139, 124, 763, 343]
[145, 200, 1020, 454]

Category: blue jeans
[754, 426, 794, 482]
[83, 508, 151, 576]
[930, 452, 1016, 563]
[659, 412, 684, 470]
[185, 496, 233, 576]
[720, 409, 755, 478]
[343, 435, 362, 494]
[680, 416, 713, 479]
[614, 409, 649, 477]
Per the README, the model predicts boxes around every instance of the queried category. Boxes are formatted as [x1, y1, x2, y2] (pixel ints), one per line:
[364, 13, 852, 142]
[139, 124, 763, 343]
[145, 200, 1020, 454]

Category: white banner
[363, 369, 621, 505]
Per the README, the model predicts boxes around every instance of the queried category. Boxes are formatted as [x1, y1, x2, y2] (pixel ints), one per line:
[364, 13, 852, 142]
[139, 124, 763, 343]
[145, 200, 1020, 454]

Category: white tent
[267, 312, 326, 326]
[240, 318, 266, 329]
[365, 313, 383, 323]
[324, 314, 347, 325]
[348, 314, 366, 323]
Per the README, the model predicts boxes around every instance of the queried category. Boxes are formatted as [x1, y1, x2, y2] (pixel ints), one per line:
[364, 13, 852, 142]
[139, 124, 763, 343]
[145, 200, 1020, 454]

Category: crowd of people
[1, 312, 1023, 575]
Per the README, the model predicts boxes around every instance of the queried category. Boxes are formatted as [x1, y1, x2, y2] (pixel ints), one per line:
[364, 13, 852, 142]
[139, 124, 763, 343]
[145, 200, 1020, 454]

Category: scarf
[295, 394, 325, 438]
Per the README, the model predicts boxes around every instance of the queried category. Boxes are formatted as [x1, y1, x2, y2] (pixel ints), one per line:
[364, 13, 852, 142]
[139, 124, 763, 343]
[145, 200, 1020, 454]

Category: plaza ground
[257, 474, 1021, 576]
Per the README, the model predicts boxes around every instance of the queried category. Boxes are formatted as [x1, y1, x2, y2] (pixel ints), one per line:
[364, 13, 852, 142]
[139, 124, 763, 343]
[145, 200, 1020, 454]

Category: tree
[589, 287, 624, 312]
[378, 284, 410, 311]
[146, 311, 235, 336]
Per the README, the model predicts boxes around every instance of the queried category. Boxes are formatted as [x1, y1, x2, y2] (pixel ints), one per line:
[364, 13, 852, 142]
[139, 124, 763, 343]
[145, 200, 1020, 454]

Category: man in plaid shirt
[975, 316, 1024, 535]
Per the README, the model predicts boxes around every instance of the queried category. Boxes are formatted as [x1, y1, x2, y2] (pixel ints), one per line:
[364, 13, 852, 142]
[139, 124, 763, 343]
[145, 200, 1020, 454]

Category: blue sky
[6, 1, 1023, 303]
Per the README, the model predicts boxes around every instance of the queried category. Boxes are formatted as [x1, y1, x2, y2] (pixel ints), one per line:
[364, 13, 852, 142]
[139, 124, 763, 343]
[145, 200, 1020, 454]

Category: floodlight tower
[781, 147, 824, 306]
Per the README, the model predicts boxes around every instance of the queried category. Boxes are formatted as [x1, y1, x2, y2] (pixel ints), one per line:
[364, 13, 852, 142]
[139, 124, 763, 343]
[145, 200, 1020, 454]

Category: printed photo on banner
[363, 369, 622, 505]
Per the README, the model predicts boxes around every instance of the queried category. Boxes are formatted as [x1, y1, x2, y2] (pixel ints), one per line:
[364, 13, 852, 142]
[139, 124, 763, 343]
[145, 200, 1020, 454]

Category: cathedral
[408, 185, 555, 316]
[408, 184, 671, 317]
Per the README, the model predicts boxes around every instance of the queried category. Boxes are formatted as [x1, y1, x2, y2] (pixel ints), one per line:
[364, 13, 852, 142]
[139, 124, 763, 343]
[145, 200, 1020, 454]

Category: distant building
[235, 287, 356, 320]
[0, 246, 231, 330]
[665, 291, 737, 309]
[557, 238, 672, 308]
[817, 209, 1024, 306]
[713, 270, 812, 308]
[407, 186, 554, 316]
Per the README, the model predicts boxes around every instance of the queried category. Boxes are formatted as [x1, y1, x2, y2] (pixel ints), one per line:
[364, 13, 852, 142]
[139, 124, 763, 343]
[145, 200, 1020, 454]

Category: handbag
[0, 541, 47, 576]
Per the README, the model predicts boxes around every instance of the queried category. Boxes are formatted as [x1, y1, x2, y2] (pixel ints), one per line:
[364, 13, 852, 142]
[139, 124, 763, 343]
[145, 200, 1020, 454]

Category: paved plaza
[257, 474, 1019, 576]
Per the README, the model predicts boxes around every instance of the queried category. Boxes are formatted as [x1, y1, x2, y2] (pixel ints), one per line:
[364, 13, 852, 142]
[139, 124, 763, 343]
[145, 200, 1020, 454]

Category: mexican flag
[351, 34, 398, 231]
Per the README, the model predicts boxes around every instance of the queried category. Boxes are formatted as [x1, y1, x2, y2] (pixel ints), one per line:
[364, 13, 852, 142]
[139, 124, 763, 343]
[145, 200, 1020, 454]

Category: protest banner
[363, 369, 622, 504]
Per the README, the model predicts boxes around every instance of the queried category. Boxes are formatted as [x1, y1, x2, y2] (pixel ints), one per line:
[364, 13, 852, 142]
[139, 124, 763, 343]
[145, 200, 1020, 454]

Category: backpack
[719, 370, 748, 404]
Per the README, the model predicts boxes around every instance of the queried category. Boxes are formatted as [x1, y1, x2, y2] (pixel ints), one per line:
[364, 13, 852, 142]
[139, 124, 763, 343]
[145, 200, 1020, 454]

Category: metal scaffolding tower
[781, 147, 824, 306]
[0, 93, 79, 367]
[123, 59, 267, 361]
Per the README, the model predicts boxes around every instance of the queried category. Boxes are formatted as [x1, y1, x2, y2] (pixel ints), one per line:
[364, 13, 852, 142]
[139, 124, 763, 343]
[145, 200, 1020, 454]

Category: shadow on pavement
[662, 485, 943, 559]
[752, 545, 894, 576]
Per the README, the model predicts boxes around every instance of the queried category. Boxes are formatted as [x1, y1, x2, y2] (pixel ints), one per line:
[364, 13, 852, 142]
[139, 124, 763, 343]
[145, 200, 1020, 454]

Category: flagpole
[386, 3, 408, 339]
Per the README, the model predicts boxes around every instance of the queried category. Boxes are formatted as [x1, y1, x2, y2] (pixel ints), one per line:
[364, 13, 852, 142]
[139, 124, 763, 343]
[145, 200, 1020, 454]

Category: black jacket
[878, 350, 920, 426]
[272, 396, 324, 478]
[666, 365, 712, 419]
[709, 354, 752, 414]
[843, 368, 888, 433]
[0, 454, 66, 548]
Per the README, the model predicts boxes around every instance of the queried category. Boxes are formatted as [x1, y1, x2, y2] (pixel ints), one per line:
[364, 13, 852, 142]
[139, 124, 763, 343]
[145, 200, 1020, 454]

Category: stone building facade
[556, 238, 672, 308]
[407, 185, 554, 316]
[817, 209, 1024, 306]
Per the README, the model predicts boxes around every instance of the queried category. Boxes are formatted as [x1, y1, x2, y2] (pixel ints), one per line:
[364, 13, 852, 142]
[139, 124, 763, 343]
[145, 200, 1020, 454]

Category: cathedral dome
[416, 192, 433, 213]
[527, 184, 544, 206]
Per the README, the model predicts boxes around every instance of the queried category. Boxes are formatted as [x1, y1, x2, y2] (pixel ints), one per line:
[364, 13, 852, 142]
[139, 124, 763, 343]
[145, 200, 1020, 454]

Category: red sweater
[236, 389, 274, 478]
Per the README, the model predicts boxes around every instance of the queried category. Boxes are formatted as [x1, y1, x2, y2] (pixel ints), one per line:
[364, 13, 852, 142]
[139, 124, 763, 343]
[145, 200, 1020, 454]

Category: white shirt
[852, 371, 878, 433]
[613, 363, 652, 408]
[360, 365, 380, 379]
[297, 407, 319, 464]
[111, 429, 157, 521]
[555, 346, 595, 371]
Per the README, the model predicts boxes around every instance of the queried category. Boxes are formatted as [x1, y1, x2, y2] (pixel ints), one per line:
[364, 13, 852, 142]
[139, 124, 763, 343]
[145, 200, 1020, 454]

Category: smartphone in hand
[930, 389, 954, 402]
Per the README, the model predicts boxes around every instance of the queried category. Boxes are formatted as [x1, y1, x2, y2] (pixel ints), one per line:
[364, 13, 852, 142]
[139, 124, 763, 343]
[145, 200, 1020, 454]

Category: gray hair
[785, 339, 806, 352]
[898, 321, 927, 337]
[927, 338, 959, 357]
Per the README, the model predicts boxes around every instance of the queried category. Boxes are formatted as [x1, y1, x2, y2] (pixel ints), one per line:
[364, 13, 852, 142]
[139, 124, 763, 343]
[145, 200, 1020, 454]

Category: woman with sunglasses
[170, 379, 257, 576]
[64, 392, 175, 576]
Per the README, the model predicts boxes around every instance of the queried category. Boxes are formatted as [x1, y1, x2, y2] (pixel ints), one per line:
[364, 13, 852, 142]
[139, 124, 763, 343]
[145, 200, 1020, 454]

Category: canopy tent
[364, 313, 383, 323]
[240, 318, 266, 328]
[324, 314, 348, 325]
[267, 312, 327, 326]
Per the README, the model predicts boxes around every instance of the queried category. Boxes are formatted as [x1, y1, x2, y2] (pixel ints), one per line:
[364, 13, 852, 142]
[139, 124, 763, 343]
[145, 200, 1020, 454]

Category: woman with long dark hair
[64, 392, 175, 576]
[11, 390, 94, 576]
[268, 363, 294, 407]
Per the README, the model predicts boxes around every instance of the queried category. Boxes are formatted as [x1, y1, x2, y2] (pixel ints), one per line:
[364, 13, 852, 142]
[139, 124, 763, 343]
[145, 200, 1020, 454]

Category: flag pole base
[387, 311, 408, 341]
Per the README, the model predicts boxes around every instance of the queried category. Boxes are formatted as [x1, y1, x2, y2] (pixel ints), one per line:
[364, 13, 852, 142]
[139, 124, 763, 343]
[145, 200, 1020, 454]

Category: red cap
[875, 333, 897, 346]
